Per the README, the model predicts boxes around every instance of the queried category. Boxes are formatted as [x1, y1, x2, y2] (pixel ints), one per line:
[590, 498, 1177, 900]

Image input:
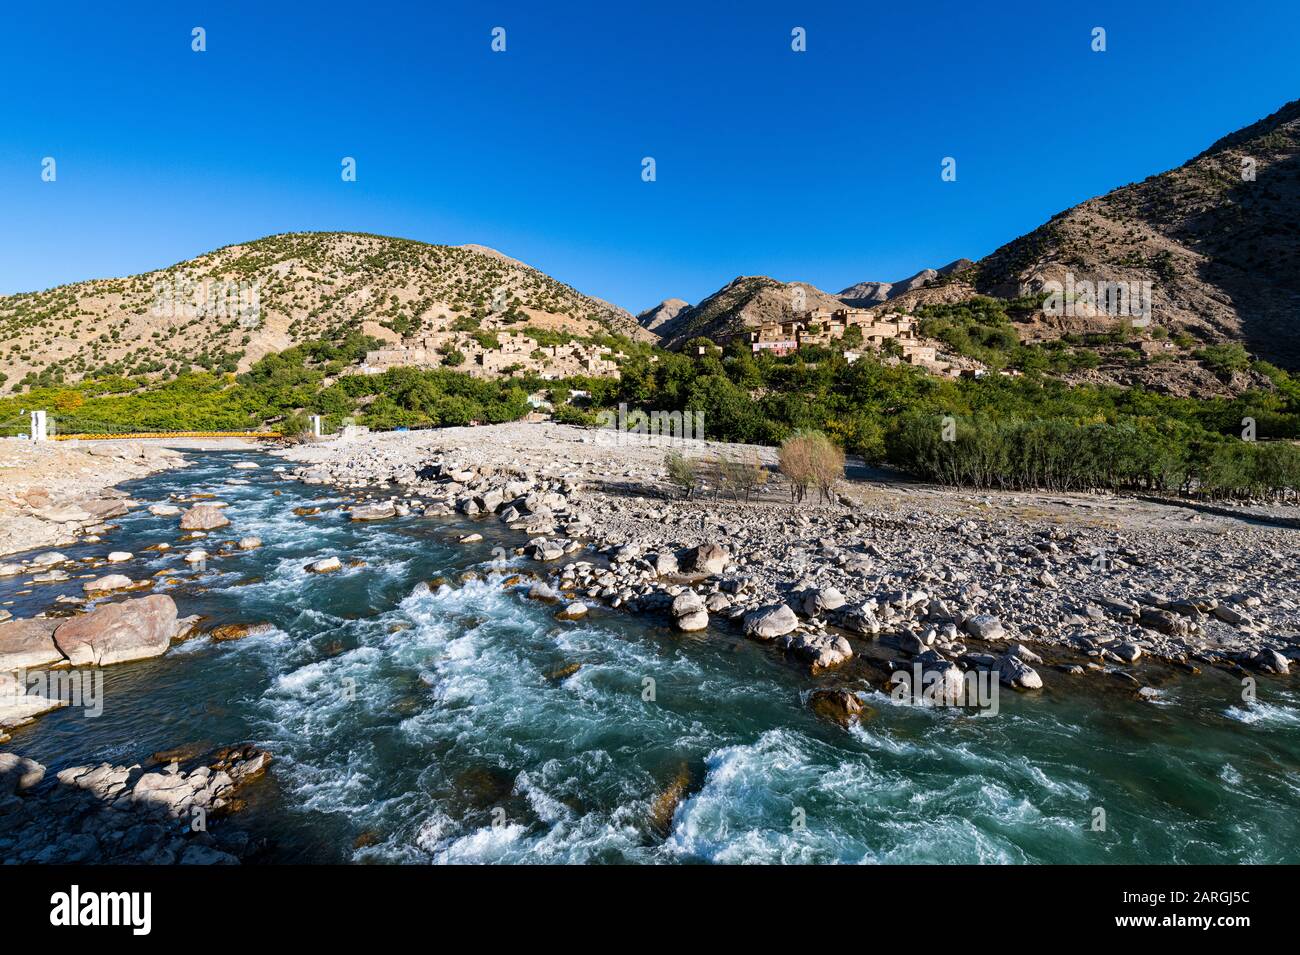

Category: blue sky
[1, 1, 1297, 314]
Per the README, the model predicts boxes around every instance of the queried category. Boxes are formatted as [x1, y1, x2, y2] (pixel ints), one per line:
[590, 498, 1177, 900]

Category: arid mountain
[636, 297, 690, 334]
[974, 97, 1300, 367]
[0, 232, 652, 390]
[660, 277, 843, 349]
[838, 259, 975, 307]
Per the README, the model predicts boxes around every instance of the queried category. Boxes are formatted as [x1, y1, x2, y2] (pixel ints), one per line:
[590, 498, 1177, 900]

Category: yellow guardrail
[53, 430, 283, 441]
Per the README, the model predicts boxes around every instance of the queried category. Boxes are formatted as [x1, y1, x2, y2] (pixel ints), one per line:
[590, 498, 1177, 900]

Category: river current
[4, 450, 1299, 863]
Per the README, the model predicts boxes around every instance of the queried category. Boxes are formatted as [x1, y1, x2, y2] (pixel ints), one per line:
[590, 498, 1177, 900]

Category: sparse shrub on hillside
[1195, 342, 1251, 376]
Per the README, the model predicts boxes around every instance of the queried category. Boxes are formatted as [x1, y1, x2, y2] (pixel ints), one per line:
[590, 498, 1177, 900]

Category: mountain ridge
[0, 231, 653, 390]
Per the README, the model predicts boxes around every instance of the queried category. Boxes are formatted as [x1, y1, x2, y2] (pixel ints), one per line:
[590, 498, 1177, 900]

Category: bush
[779, 431, 843, 503]
[664, 450, 699, 499]
[716, 450, 770, 502]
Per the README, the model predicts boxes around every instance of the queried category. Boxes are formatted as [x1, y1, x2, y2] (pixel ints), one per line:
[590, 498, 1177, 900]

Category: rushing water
[4, 450, 1300, 864]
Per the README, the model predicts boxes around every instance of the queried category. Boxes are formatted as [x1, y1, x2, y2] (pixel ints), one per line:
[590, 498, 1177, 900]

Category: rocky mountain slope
[973, 97, 1300, 366]
[636, 297, 690, 334]
[0, 232, 652, 391]
[659, 277, 844, 349]
[838, 259, 974, 307]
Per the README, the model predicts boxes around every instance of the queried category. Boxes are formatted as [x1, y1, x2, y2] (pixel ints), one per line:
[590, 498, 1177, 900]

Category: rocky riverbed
[2, 440, 1298, 863]
[282, 422, 1300, 691]
[0, 439, 192, 558]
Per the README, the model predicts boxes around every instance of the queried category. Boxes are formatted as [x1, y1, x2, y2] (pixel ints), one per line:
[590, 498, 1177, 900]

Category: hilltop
[838, 259, 974, 307]
[658, 277, 845, 350]
[972, 98, 1300, 367]
[0, 232, 652, 391]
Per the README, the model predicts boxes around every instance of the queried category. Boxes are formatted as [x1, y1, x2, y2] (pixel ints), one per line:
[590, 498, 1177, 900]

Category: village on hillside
[353, 301, 977, 383]
[746, 306, 952, 374]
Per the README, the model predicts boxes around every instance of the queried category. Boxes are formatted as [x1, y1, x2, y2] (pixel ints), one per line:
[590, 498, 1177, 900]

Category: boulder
[350, 502, 397, 521]
[0, 671, 67, 727]
[963, 614, 1005, 641]
[0, 562, 24, 577]
[556, 602, 588, 620]
[0, 753, 46, 794]
[808, 688, 868, 728]
[651, 551, 679, 576]
[1251, 648, 1290, 674]
[671, 591, 706, 617]
[208, 622, 275, 642]
[802, 586, 846, 617]
[783, 631, 853, 670]
[149, 504, 181, 517]
[34, 505, 92, 523]
[81, 498, 129, 521]
[998, 654, 1043, 690]
[1114, 642, 1143, 664]
[52, 595, 178, 667]
[237, 536, 262, 551]
[1139, 606, 1193, 637]
[527, 582, 559, 603]
[306, 557, 342, 574]
[183, 549, 209, 564]
[671, 592, 710, 632]
[675, 610, 710, 631]
[0, 618, 64, 670]
[106, 551, 133, 563]
[743, 603, 799, 640]
[1213, 604, 1251, 627]
[687, 543, 730, 575]
[83, 574, 137, 594]
[179, 505, 230, 531]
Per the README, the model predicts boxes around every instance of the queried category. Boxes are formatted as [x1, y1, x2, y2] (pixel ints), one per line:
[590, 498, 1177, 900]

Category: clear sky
[1, 0, 1297, 314]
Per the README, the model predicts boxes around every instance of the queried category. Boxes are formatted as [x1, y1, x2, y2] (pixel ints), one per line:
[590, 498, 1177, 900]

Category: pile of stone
[0, 744, 271, 864]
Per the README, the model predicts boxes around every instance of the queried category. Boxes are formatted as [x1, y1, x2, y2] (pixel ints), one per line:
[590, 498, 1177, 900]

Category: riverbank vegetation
[3, 327, 1299, 499]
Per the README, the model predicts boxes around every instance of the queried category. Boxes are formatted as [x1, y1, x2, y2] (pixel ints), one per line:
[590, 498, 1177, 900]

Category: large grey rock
[1251, 648, 1290, 674]
[963, 614, 1005, 641]
[350, 502, 397, 521]
[0, 671, 68, 727]
[743, 603, 799, 640]
[999, 654, 1043, 690]
[52, 595, 178, 667]
[651, 551, 679, 576]
[0, 618, 64, 670]
[782, 631, 853, 670]
[671, 591, 706, 617]
[83, 574, 137, 594]
[179, 505, 230, 531]
[0, 753, 46, 794]
[802, 586, 846, 617]
[687, 543, 730, 576]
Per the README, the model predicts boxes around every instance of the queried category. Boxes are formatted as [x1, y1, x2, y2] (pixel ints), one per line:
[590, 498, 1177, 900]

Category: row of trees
[889, 412, 1300, 499]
